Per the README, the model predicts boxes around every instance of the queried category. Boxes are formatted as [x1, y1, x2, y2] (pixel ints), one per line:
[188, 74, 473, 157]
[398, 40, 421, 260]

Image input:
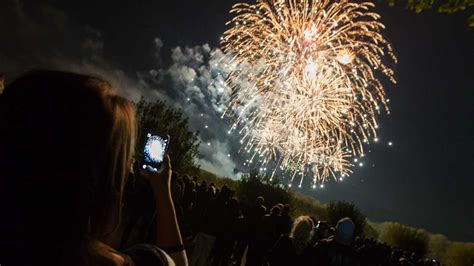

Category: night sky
[1, 0, 473, 242]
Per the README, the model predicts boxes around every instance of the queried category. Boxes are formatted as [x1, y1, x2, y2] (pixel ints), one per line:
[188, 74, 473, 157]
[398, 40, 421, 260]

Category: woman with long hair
[0, 71, 187, 266]
[268, 215, 314, 266]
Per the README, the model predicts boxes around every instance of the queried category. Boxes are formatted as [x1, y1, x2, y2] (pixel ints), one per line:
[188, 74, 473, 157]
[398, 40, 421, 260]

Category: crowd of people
[0, 71, 442, 266]
[129, 177, 442, 266]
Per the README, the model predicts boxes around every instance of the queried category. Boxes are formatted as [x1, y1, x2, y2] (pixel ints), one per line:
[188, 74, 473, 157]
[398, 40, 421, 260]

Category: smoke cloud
[139, 40, 245, 178]
[0, 0, 244, 178]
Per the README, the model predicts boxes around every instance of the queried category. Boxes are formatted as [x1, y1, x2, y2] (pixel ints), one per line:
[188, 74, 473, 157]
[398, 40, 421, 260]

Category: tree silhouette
[444, 242, 474, 266]
[384, 0, 474, 27]
[325, 201, 367, 237]
[381, 222, 429, 256]
[236, 169, 294, 210]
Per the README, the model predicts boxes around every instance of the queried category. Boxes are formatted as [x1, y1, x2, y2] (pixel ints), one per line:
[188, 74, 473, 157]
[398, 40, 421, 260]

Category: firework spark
[220, 0, 396, 186]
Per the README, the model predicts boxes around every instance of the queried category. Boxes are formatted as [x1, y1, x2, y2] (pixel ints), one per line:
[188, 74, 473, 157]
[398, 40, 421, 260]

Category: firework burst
[221, 0, 396, 186]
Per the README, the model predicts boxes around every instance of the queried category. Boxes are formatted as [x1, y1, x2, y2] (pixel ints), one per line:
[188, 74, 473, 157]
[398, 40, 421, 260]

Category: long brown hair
[290, 216, 314, 255]
[0, 71, 137, 265]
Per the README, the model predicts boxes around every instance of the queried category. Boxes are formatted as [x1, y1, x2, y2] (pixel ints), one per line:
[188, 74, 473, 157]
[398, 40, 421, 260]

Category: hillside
[194, 168, 474, 263]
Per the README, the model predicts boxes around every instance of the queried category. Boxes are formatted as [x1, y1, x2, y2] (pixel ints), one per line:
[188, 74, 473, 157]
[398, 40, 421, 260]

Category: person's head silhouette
[0, 70, 137, 265]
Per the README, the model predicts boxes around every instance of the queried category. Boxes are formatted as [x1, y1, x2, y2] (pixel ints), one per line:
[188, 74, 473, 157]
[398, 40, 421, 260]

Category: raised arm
[142, 155, 188, 266]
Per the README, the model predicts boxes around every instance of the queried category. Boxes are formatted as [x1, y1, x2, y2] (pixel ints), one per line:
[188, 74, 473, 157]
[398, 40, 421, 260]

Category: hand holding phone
[142, 133, 170, 172]
[141, 153, 172, 193]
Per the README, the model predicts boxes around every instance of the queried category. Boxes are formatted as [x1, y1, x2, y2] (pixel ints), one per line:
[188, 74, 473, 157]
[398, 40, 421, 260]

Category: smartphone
[142, 133, 169, 172]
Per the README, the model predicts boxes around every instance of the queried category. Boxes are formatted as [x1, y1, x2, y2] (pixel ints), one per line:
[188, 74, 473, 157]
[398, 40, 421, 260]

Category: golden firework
[221, 0, 396, 185]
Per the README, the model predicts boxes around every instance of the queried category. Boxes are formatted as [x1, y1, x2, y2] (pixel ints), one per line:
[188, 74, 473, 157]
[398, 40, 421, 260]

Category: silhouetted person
[181, 179, 197, 238]
[269, 216, 314, 266]
[171, 172, 185, 227]
[0, 71, 187, 266]
[210, 187, 238, 266]
[310, 217, 360, 266]
[309, 221, 331, 246]
[191, 180, 209, 231]
[245, 196, 266, 231]
[260, 205, 282, 260]
[182, 180, 197, 212]
[245, 196, 267, 266]
[189, 186, 219, 266]
[276, 204, 293, 237]
[195, 180, 208, 208]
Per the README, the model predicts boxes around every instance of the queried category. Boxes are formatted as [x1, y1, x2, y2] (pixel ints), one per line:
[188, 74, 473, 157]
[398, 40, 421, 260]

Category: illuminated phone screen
[143, 133, 168, 171]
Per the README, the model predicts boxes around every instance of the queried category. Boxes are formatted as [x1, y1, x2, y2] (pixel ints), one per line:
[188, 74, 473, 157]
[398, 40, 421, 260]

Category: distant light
[359, 162, 364, 167]
[227, 130, 231, 134]
[320, 184, 324, 188]
[288, 183, 292, 188]
[312, 184, 316, 189]
[200, 113, 204, 117]
[205, 125, 208, 129]
[339, 177, 343, 181]
[374, 137, 379, 142]
[187, 98, 190, 101]
[354, 158, 358, 162]
[207, 142, 211, 146]
[388, 141, 393, 146]
[298, 184, 302, 188]
[337, 51, 354, 65]
[227, 154, 231, 157]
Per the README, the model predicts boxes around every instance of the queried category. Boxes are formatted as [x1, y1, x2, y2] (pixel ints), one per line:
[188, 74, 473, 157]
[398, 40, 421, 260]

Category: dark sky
[1, 0, 473, 242]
